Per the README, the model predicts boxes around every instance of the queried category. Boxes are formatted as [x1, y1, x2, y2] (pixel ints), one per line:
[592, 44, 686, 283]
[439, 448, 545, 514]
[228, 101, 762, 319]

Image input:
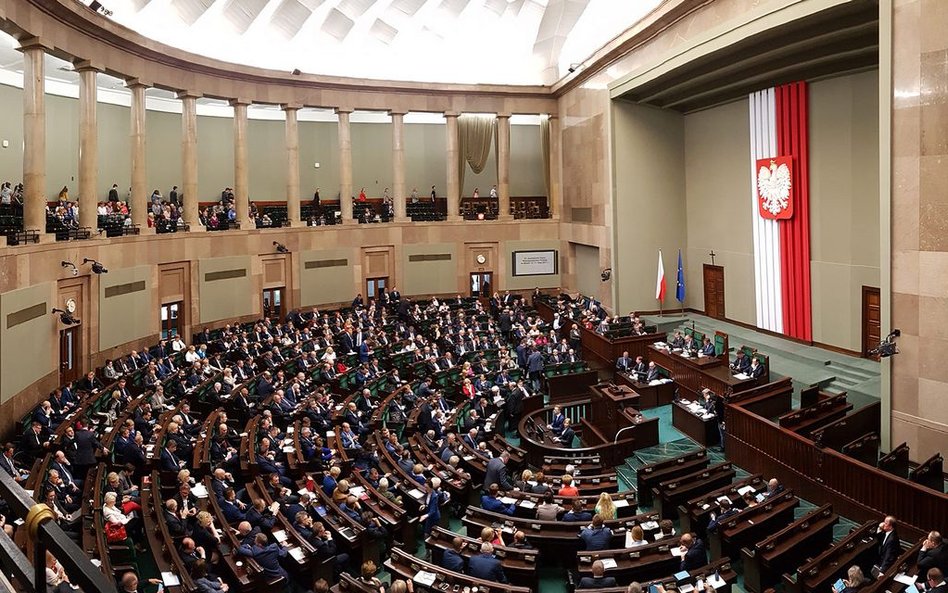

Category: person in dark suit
[547, 406, 566, 435]
[441, 537, 466, 573]
[483, 452, 515, 492]
[526, 348, 544, 392]
[481, 483, 515, 515]
[563, 500, 593, 522]
[579, 515, 612, 551]
[467, 543, 508, 583]
[707, 499, 739, 533]
[77, 371, 103, 393]
[578, 560, 618, 589]
[731, 351, 752, 374]
[645, 362, 662, 382]
[679, 533, 707, 571]
[918, 532, 948, 575]
[616, 351, 633, 372]
[700, 337, 716, 356]
[20, 421, 49, 459]
[558, 417, 576, 447]
[876, 515, 901, 572]
[922, 568, 947, 593]
[160, 439, 184, 472]
[72, 425, 105, 481]
[237, 533, 288, 580]
[749, 357, 765, 379]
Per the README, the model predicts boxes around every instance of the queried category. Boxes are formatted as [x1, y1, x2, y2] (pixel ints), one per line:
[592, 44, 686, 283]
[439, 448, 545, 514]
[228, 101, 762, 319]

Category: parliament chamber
[0, 1, 945, 593]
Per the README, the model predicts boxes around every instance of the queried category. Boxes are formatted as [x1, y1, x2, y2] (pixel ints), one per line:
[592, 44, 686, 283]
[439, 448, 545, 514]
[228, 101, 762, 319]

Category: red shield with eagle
[756, 156, 794, 220]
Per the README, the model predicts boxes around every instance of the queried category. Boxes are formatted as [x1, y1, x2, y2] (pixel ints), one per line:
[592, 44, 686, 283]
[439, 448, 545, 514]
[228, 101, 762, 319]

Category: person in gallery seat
[441, 536, 466, 573]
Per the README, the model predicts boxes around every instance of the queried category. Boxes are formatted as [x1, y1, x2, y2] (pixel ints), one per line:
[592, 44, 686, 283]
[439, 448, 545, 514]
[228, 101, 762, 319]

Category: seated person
[707, 498, 739, 533]
[481, 483, 516, 515]
[628, 525, 647, 547]
[730, 350, 752, 374]
[558, 474, 579, 497]
[678, 533, 707, 571]
[558, 418, 576, 448]
[563, 500, 593, 522]
[579, 514, 612, 551]
[749, 357, 765, 379]
[579, 560, 618, 589]
[440, 536, 466, 573]
[917, 532, 947, 575]
[835, 565, 868, 593]
[536, 491, 565, 521]
[467, 542, 508, 583]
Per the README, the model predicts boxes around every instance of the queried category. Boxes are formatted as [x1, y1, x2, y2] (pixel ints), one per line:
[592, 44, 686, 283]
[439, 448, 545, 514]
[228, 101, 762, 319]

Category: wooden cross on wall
[709, 250, 716, 266]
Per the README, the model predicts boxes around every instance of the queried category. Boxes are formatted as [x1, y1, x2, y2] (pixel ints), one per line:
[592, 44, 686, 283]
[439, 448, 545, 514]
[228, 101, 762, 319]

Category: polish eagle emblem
[756, 156, 794, 220]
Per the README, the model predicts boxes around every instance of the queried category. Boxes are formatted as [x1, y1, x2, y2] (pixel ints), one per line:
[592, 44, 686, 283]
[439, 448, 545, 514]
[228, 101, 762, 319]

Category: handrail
[0, 470, 118, 593]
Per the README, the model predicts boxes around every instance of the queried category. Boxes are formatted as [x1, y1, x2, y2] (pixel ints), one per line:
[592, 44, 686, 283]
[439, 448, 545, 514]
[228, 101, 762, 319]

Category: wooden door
[703, 264, 726, 319]
[366, 277, 388, 303]
[59, 326, 82, 385]
[862, 286, 881, 359]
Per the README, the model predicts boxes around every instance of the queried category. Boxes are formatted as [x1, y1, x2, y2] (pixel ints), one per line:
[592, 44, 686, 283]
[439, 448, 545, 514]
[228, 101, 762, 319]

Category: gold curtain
[458, 114, 496, 191]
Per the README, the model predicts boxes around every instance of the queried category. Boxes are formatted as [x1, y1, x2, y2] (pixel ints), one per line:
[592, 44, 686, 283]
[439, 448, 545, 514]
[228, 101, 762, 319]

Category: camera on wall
[83, 258, 108, 274]
[601, 268, 612, 282]
[870, 329, 901, 358]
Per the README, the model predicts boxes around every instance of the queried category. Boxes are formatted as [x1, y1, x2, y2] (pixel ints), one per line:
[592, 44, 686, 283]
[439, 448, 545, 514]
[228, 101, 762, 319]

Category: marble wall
[890, 0, 948, 461]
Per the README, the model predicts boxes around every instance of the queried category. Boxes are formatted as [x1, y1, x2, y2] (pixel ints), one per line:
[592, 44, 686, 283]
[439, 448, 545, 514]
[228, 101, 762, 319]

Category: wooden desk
[678, 474, 766, 539]
[648, 345, 757, 398]
[615, 372, 676, 409]
[636, 448, 709, 507]
[672, 400, 719, 446]
[742, 504, 838, 593]
[783, 521, 878, 593]
[652, 462, 736, 520]
[547, 369, 599, 403]
[385, 547, 533, 593]
[711, 490, 799, 561]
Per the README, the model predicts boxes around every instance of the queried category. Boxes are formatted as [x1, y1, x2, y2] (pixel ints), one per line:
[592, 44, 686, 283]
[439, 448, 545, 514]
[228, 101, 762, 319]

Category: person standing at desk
[616, 351, 633, 372]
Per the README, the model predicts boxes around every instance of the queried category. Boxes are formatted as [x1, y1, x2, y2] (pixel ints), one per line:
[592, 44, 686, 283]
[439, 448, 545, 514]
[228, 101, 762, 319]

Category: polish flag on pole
[656, 249, 666, 302]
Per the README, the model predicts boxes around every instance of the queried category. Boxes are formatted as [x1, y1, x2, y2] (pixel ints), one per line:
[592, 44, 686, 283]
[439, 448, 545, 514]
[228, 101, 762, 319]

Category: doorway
[366, 277, 388, 302]
[703, 264, 725, 319]
[263, 287, 285, 321]
[160, 302, 182, 339]
[59, 326, 81, 385]
[862, 286, 881, 359]
[470, 272, 493, 298]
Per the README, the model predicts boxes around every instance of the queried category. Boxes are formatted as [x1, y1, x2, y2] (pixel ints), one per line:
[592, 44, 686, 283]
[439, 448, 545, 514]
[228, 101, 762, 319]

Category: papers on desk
[641, 520, 659, 530]
[286, 426, 294, 434]
[413, 571, 438, 587]
[289, 547, 305, 561]
[484, 422, 492, 432]
[408, 488, 425, 499]
[737, 485, 757, 496]
[90, 559, 102, 568]
[708, 574, 728, 589]
[161, 572, 180, 587]
[716, 496, 731, 505]
[679, 585, 696, 593]
[463, 455, 475, 461]
[601, 558, 618, 570]
[519, 500, 536, 510]
[614, 498, 630, 508]
[650, 378, 673, 385]
[500, 497, 517, 505]
[734, 372, 750, 380]
[282, 446, 295, 453]
[326, 430, 335, 438]
[349, 486, 365, 497]
[192, 483, 209, 499]
[894, 574, 918, 586]
[273, 530, 288, 543]
[671, 546, 686, 557]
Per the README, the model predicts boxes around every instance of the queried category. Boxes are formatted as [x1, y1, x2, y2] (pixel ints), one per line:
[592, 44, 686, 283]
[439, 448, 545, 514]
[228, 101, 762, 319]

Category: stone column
[444, 111, 461, 221]
[127, 80, 151, 232]
[336, 108, 353, 223]
[20, 41, 47, 235]
[76, 62, 100, 233]
[283, 104, 302, 227]
[496, 113, 513, 220]
[548, 113, 562, 220]
[231, 99, 250, 229]
[178, 92, 203, 230]
[391, 110, 408, 222]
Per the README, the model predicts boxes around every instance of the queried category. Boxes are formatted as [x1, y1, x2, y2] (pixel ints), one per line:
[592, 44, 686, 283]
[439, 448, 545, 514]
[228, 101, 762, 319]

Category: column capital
[17, 36, 51, 53]
[229, 98, 252, 108]
[124, 78, 151, 89]
[389, 109, 408, 117]
[335, 107, 354, 115]
[176, 90, 203, 100]
[281, 103, 303, 112]
[443, 110, 460, 118]
[72, 60, 104, 73]
[496, 112, 512, 119]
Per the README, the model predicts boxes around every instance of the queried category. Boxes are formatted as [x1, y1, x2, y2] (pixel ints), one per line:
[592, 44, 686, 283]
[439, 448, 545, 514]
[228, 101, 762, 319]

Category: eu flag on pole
[676, 250, 686, 303]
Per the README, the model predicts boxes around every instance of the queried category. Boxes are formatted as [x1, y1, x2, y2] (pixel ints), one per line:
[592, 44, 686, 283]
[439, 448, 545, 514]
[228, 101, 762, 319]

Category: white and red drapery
[748, 82, 812, 341]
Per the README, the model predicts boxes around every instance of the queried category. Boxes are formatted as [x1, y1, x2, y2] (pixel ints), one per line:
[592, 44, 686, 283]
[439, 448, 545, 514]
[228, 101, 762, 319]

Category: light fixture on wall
[82, 258, 108, 274]
[51, 308, 79, 325]
[600, 268, 612, 282]
[61, 261, 78, 277]
[273, 242, 289, 254]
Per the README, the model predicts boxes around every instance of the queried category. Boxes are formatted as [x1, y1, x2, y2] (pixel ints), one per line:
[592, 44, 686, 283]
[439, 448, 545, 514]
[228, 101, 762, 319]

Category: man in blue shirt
[441, 536, 466, 573]
[237, 533, 288, 580]
[579, 515, 613, 551]
[481, 483, 515, 515]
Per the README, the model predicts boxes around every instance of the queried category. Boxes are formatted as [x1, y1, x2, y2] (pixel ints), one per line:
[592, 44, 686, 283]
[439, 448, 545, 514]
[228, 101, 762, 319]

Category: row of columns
[17, 41, 559, 235]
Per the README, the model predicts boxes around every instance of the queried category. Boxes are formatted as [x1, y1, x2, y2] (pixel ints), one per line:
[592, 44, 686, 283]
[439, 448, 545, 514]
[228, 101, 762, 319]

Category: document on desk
[289, 547, 305, 561]
[601, 558, 618, 570]
[272, 530, 287, 543]
[679, 584, 696, 593]
[408, 488, 425, 499]
[708, 574, 728, 589]
[349, 486, 365, 497]
[413, 571, 438, 587]
[894, 574, 917, 586]
[519, 500, 536, 509]
[161, 572, 180, 587]
[737, 485, 756, 496]
[614, 498, 630, 508]
[671, 547, 686, 557]
[500, 497, 517, 505]
[734, 372, 750, 380]
[191, 483, 209, 498]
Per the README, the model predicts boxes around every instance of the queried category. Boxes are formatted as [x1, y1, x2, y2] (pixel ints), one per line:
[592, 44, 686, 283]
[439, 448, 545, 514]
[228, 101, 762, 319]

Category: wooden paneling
[159, 263, 188, 304]
[704, 264, 725, 319]
[861, 286, 880, 358]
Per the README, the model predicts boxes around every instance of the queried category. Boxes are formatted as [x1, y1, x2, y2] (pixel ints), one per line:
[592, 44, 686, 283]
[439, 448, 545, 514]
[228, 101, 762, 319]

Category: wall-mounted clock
[475, 254, 487, 265]
[65, 298, 77, 314]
